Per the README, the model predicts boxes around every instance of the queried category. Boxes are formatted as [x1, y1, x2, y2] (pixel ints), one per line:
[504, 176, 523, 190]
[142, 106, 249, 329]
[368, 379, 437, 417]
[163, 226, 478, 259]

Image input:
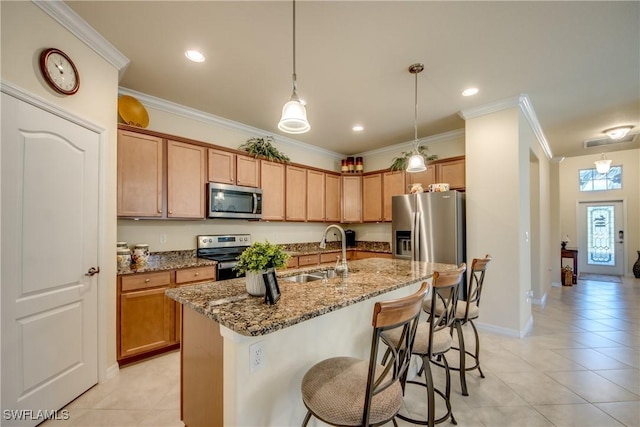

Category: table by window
[561, 248, 578, 284]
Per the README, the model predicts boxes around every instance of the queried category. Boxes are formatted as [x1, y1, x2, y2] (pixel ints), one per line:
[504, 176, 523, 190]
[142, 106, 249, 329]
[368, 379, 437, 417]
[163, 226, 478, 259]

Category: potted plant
[390, 146, 437, 171]
[239, 136, 290, 163]
[233, 240, 290, 296]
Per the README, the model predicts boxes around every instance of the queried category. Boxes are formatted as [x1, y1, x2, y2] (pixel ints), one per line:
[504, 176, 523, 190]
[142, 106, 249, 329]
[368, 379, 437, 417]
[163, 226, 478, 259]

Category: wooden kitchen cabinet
[117, 130, 163, 217]
[286, 165, 307, 221]
[167, 140, 206, 219]
[405, 156, 465, 191]
[363, 173, 383, 222]
[437, 157, 465, 190]
[383, 171, 406, 221]
[341, 175, 362, 223]
[208, 148, 260, 188]
[118, 271, 174, 361]
[261, 160, 286, 221]
[298, 254, 320, 266]
[325, 173, 341, 223]
[306, 169, 326, 222]
[118, 266, 216, 365]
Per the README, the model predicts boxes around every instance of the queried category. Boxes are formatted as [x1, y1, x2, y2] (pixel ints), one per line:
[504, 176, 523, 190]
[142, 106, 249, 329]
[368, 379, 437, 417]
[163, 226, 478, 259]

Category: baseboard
[102, 362, 119, 382]
[475, 314, 534, 339]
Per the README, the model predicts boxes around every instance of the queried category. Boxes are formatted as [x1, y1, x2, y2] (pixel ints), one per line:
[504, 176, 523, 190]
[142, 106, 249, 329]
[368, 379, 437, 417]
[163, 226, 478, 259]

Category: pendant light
[278, 0, 310, 134]
[406, 63, 426, 173]
[594, 153, 611, 174]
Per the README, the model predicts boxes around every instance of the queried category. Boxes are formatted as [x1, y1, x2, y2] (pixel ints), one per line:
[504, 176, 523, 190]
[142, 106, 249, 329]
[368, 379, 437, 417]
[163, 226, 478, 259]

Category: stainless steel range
[197, 234, 252, 281]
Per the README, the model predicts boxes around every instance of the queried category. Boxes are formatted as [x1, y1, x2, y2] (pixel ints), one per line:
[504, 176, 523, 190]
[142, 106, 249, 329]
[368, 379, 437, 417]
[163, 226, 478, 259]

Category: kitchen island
[166, 258, 457, 427]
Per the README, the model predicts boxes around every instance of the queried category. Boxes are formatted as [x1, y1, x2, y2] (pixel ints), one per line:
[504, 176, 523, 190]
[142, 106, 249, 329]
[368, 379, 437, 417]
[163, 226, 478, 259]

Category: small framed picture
[263, 270, 281, 305]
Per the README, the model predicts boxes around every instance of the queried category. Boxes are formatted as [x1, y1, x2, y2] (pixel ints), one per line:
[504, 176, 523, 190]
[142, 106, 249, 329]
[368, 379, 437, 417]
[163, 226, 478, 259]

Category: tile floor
[43, 276, 639, 427]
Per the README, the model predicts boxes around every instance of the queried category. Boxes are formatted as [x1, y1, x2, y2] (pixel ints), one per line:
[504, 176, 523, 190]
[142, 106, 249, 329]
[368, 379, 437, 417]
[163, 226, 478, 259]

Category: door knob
[85, 267, 100, 276]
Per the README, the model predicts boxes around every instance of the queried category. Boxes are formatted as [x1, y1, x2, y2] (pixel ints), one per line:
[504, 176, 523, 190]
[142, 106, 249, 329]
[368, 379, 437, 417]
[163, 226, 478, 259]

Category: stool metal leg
[455, 320, 469, 396]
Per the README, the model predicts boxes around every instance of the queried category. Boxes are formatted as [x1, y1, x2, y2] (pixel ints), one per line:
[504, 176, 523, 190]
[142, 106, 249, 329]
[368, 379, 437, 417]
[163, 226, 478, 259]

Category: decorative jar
[633, 250, 640, 278]
[132, 244, 150, 266]
[117, 248, 132, 269]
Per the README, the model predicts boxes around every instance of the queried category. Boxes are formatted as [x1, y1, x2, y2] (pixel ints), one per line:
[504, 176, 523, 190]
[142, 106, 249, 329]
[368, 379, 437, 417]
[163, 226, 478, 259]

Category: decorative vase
[246, 270, 266, 296]
[633, 251, 640, 279]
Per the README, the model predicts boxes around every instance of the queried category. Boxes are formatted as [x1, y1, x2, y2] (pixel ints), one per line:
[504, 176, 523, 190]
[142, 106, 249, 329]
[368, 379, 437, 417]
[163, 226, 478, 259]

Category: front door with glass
[577, 201, 625, 276]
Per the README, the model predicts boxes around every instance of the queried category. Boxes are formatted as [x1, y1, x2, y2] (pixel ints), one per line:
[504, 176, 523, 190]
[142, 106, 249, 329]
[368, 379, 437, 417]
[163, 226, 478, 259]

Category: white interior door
[577, 201, 625, 276]
[1, 94, 99, 425]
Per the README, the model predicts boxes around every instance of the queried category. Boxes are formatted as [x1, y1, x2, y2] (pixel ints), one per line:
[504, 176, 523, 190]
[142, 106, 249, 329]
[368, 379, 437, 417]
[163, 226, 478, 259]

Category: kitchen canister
[132, 243, 150, 266]
[117, 248, 132, 269]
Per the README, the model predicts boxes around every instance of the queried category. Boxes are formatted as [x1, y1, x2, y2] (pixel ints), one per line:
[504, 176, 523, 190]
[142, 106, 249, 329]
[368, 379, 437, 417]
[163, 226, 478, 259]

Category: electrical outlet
[159, 233, 167, 244]
[249, 341, 265, 373]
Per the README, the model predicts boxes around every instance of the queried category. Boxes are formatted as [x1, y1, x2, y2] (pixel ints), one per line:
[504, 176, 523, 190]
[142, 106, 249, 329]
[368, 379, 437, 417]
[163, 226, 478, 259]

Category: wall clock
[39, 48, 80, 95]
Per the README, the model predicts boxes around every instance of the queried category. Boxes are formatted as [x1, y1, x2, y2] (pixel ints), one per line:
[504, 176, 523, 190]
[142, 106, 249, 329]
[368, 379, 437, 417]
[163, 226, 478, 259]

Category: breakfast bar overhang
[166, 258, 458, 427]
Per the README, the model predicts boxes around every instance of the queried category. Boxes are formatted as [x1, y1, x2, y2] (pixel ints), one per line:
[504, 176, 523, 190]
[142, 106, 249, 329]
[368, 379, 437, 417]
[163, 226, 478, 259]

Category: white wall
[1, 2, 120, 377]
[559, 149, 640, 276]
[465, 106, 543, 336]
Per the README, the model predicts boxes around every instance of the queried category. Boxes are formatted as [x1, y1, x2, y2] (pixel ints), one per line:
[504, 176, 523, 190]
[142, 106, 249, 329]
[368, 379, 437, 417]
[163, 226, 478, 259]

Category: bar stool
[451, 255, 491, 396]
[384, 264, 466, 427]
[300, 282, 428, 427]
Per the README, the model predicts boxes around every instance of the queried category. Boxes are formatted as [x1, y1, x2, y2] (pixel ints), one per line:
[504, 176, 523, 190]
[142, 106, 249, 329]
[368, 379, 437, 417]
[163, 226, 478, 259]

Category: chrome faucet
[320, 224, 348, 278]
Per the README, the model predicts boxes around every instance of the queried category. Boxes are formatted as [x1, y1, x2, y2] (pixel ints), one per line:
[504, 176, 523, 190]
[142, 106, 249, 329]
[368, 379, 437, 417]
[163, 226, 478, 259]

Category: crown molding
[33, 0, 130, 78]
[458, 94, 553, 160]
[353, 129, 465, 158]
[118, 87, 345, 160]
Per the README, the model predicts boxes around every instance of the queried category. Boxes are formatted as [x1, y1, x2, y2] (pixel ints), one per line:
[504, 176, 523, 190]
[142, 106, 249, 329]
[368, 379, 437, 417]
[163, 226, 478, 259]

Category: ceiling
[67, 1, 639, 159]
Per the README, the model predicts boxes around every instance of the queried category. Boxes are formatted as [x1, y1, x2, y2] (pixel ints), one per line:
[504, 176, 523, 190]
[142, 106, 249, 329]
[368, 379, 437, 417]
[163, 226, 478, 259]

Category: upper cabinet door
[260, 161, 285, 221]
[236, 154, 260, 188]
[324, 173, 341, 223]
[306, 169, 325, 222]
[117, 130, 163, 217]
[341, 175, 362, 223]
[167, 140, 206, 219]
[286, 165, 307, 221]
[207, 148, 235, 185]
[437, 157, 465, 189]
[362, 173, 383, 222]
[383, 170, 405, 221]
[406, 164, 436, 189]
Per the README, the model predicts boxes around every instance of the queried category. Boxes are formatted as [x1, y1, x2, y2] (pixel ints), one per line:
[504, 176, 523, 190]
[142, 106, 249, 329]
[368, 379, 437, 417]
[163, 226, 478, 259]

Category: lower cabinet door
[119, 287, 175, 359]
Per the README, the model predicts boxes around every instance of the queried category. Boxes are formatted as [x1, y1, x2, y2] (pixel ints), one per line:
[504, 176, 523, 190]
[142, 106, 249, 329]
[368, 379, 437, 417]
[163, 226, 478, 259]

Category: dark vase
[634, 251, 640, 279]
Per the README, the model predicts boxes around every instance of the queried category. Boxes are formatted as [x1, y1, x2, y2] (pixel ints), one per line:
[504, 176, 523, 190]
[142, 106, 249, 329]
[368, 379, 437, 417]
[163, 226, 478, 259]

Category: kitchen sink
[283, 273, 324, 283]
[283, 269, 338, 283]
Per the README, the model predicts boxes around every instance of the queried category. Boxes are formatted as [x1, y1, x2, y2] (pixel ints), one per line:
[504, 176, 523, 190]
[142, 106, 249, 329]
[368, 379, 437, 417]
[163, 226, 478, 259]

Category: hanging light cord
[291, 0, 297, 94]
[414, 68, 418, 149]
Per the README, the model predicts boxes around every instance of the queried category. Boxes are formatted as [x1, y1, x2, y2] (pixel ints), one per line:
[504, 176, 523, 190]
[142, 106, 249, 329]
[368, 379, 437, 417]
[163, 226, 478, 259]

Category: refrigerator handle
[414, 211, 421, 262]
[411, 212, 417, 261]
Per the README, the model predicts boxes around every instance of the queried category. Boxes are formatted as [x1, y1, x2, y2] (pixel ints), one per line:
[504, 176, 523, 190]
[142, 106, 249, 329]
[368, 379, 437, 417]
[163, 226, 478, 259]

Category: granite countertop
[117, 250, 216, 275]
[165, 258, 457, 337]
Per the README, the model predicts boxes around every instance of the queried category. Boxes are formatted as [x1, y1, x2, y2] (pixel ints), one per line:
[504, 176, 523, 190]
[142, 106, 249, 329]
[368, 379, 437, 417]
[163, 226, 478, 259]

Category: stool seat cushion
[384, 322, 452, 355]
[301, 356, 403, 426]
[422, 299, 479, 320]
[454, 300, 479, 320]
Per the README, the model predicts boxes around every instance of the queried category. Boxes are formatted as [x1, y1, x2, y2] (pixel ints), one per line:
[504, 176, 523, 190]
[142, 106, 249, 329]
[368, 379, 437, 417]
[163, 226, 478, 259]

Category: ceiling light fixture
[185, 50, 205, 63]
[278, 0, 310, 134]
[462, 87, 479, 97]
[406, 63, 426, 173]
[604, 126, 633, 140]
[594, 153, 612, 174]
[352, 125, 364, 132]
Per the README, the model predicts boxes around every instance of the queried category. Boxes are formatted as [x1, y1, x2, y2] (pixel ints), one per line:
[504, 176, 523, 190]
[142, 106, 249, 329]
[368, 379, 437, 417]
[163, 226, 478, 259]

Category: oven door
[208, 182, 262, 219]
[217, 260, 242, 281]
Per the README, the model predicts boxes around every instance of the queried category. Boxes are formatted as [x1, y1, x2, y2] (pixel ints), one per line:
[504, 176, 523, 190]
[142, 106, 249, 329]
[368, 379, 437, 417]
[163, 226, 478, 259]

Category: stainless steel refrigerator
[392, 190, 465, 268]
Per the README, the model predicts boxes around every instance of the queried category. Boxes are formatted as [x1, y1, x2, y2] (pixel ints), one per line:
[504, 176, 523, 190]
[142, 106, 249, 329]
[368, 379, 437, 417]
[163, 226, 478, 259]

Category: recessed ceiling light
[185, 50, 205, 63]
[352, 125, 364, 132]
[604, 125, 633, 140]
[462, 87, 479, 97]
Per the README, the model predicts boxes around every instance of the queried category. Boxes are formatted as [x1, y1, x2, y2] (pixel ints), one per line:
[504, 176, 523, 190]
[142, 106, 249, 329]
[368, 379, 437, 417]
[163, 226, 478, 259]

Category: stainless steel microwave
[207, 182, 262, 220]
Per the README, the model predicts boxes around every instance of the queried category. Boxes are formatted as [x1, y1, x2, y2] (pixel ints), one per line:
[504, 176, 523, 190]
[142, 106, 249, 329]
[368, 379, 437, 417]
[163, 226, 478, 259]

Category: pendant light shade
[278, 0, 310, 134]
[406, 63, 426, 173]
[407, 152, 427, 172]
[278, 92, 310, 134]
[594, 153, 611, 174]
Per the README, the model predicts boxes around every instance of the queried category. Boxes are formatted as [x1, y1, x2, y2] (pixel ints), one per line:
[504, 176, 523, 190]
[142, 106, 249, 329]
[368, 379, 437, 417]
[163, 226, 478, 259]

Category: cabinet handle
[169, 210, 173, 214]
[145, 278, 150, 283]
[157, 208, 162, 213]
[194, 272, 199, 276]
